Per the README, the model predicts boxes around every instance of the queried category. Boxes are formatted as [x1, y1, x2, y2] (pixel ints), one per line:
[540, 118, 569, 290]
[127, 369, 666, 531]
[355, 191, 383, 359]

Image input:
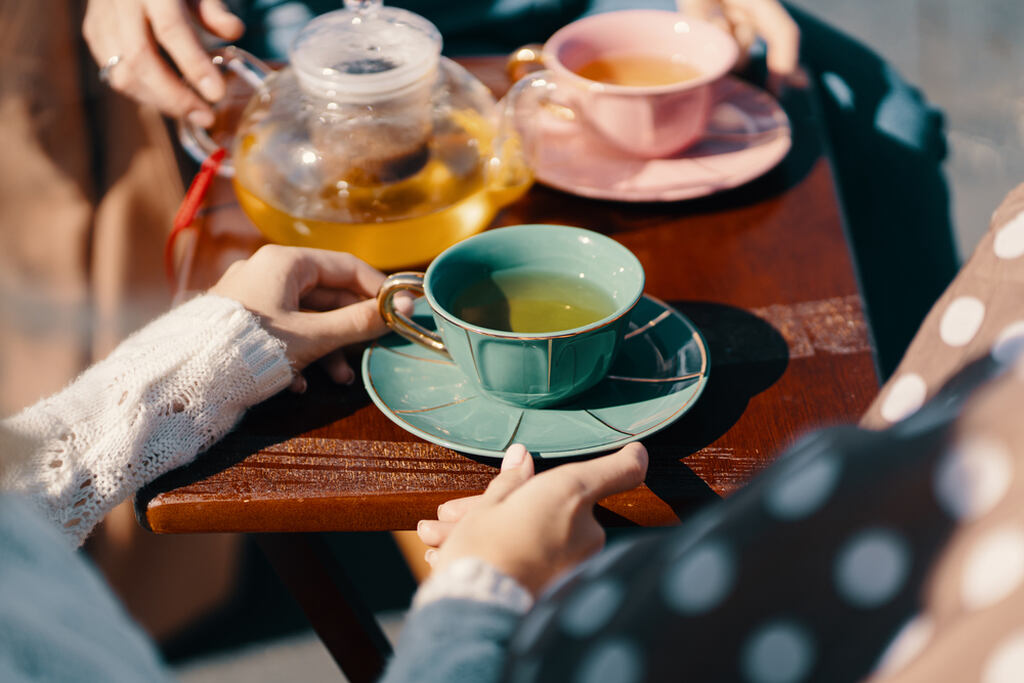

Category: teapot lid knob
[290, 1, 441, 102]
[343, 0, 383, 12]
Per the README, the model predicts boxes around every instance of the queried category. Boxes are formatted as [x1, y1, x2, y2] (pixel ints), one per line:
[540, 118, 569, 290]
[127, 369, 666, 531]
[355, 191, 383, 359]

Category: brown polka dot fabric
[504, 186, 1024, 683]
[862, 182, 1024, 429]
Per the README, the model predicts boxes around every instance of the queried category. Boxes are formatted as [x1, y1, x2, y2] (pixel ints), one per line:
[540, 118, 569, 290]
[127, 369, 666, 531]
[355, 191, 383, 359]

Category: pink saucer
[527, 76, 792, 202]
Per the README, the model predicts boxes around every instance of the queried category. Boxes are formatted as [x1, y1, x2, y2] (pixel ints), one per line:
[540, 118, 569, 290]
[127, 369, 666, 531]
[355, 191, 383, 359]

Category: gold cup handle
[506, 43, 545, 84]
[377, 272, 449, 357]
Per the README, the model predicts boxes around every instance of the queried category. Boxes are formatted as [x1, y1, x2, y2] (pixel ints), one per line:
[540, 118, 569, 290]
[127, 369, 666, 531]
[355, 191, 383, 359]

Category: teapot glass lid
[289, 0, 442, 101]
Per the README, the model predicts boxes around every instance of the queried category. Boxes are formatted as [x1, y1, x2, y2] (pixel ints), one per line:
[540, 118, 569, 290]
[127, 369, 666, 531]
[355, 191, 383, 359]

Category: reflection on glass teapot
[179, 0, 532, 271]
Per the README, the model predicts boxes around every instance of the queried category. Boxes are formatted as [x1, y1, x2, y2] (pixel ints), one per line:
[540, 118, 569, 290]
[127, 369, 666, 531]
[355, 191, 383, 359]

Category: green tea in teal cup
[377, 224, 645, 408]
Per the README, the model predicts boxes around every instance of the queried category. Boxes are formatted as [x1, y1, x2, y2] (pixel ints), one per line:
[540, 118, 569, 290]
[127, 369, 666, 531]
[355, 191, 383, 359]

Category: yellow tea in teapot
[178, 8, 536, 270]
[232, 108, 531, 271]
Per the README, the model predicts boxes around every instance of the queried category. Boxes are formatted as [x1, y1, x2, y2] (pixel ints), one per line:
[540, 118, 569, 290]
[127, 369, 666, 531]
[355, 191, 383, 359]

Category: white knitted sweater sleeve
[0, 295, 293, 547]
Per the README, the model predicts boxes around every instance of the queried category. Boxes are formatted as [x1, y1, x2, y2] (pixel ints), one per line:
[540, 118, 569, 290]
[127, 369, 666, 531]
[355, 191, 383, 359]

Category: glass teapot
[179, 0, 532, 271]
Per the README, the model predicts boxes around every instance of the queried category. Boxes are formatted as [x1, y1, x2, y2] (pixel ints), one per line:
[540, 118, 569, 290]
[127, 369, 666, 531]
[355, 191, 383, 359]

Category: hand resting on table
[210, 244, 410, 391]
[417, 442, 649, 595]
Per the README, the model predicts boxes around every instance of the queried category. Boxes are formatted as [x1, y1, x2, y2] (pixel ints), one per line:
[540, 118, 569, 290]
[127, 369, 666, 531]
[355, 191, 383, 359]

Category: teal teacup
[377, 224, 644, 408]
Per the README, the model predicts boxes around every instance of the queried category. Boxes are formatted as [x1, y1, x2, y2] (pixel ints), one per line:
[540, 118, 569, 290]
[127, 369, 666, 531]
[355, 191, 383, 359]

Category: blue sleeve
[0, 496, 171, 683]
[380, 598, 522, 683]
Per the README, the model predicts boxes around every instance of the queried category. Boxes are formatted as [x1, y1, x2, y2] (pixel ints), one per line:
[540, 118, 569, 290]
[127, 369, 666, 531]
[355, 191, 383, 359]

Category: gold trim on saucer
[694, 330, 708, 375]
[501, 410, 526, 451]
[394, 395, 477, 414]
[624, 309, 672, 339]
[606, 371, 703, 383]
[584, 410, 637, 437]
[378, 344, 456, 365]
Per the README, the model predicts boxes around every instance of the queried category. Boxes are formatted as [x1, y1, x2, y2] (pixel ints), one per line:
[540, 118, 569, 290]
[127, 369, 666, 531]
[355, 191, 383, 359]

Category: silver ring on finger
[98, 55, 123, 84]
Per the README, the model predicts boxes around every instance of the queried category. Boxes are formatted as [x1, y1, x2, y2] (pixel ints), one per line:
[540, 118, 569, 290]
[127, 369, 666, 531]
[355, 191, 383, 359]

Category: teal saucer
[361, 295, 710, 459]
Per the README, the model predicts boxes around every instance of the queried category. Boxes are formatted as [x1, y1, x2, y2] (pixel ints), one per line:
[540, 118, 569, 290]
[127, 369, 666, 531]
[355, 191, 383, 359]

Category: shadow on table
[645, 300, 789, 517]
[533, 301, 789, 522]
[657, 300, 790, 449]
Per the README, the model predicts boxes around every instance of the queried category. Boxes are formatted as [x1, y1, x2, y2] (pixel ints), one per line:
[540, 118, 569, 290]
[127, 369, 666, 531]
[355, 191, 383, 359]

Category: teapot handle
[177, 46, 273, 178]
[492, 68, 579, 190]
[343, 0, 383, 10]
[506, 44, 544, 83]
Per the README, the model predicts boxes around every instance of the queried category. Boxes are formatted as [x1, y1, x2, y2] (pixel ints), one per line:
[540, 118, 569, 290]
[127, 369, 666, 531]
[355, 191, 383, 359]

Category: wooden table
[137, 57, 878, 681]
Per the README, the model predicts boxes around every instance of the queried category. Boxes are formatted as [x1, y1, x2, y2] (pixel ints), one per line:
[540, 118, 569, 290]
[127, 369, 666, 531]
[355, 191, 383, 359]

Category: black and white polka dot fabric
[506, 185, 1024, 683]
[506, 357, 1001, 682]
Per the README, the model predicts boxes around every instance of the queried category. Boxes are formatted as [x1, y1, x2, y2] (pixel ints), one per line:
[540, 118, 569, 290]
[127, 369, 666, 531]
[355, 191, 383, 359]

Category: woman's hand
[678, 0, 802, 91]
[83, 0, 245, 125]
[417, 442, 648, 595]
[209, 245, 402, 389]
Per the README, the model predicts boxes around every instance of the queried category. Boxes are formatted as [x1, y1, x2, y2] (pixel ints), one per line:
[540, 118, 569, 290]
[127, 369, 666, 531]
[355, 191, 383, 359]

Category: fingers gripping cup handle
[177, 46, 273, 177]
[378, 272, 449, 357]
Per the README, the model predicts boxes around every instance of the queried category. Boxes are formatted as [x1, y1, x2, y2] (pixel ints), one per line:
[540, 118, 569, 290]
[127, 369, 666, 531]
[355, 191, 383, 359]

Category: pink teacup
[508, 10, 739, 158]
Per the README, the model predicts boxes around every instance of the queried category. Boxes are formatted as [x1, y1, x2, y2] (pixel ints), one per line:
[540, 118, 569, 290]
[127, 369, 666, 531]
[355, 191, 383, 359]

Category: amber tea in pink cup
[509, 10, 739, 158]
